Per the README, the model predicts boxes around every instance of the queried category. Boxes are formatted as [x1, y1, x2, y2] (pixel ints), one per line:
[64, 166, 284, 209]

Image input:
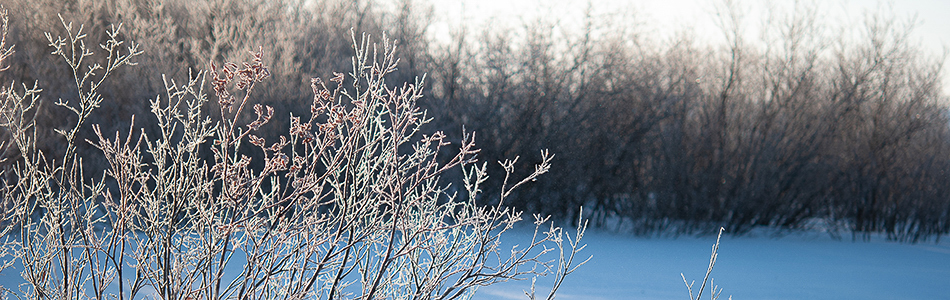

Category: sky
[423, 0, 950, 94]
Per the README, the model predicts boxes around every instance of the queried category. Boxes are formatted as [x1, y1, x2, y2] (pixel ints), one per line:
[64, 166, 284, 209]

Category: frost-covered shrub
[0, 8, 587, 300]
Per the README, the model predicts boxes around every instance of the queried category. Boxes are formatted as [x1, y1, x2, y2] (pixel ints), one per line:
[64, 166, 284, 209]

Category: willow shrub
[0, 9, 588, 300]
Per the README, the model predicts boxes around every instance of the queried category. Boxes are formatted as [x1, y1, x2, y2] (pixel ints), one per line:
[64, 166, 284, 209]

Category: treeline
[2, 0, 948, 242]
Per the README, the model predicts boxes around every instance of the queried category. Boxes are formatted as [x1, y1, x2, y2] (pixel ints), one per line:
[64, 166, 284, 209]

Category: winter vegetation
[1, 0, 947, 243]
[0, 0, 947, 298]
[0, 2, 592, 299]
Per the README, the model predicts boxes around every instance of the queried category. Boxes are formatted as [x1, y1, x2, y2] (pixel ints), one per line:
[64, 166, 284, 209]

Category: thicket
[2, 0, 949, 242]
[431, 1, 950, 242]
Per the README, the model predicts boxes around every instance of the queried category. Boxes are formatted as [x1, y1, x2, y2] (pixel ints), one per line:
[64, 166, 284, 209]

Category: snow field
[474, 228, 950, 300]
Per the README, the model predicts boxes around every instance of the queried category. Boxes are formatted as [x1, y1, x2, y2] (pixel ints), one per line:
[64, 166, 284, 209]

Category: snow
[474, 228, 950, 300]
[2, 228, 948, 299]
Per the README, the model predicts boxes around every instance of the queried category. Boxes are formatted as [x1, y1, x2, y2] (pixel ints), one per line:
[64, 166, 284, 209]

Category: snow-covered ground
[2, 228, 947, 300]
[474, 228, 950, 300]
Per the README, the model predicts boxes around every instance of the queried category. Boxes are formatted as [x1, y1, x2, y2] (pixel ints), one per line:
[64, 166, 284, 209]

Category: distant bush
[0, 6, 588, 299]
[427, 1, 950, 242]
[2, 0, 946, 242]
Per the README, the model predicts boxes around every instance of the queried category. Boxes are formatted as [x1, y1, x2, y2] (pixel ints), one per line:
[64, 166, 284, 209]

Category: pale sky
[422, 0, 950, 93]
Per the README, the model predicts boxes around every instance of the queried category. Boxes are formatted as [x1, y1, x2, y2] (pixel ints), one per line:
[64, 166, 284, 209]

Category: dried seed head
[330, 72, 344, 83]
[248, 135, 264, 147]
